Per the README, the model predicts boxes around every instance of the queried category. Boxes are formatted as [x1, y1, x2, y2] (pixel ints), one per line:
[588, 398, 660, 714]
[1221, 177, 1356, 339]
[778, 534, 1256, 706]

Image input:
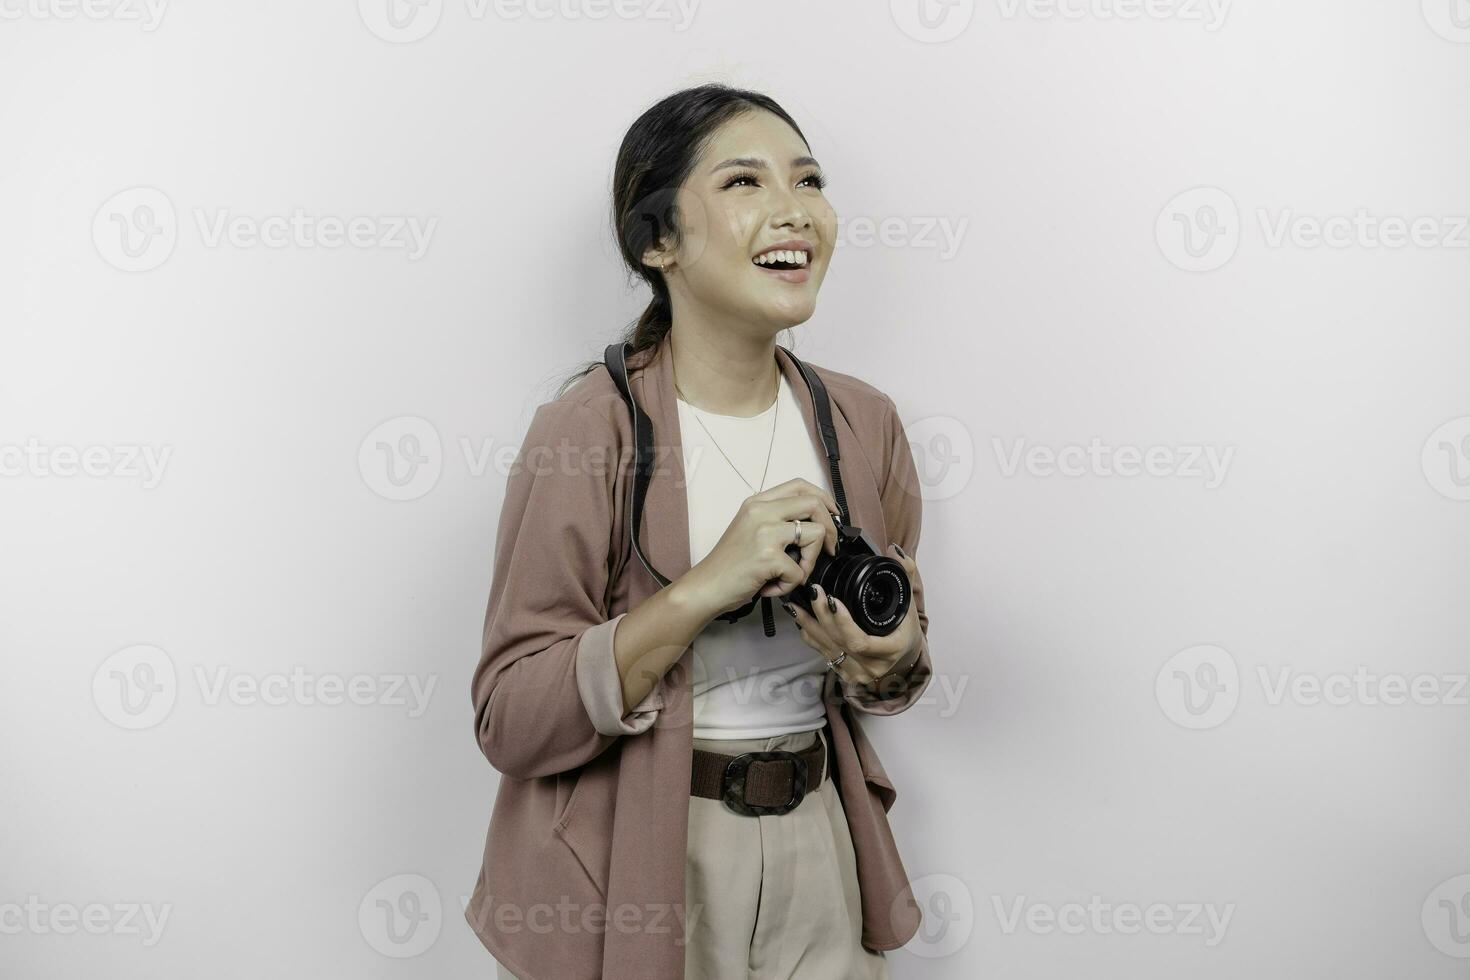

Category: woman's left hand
[783, 543, 923, 688]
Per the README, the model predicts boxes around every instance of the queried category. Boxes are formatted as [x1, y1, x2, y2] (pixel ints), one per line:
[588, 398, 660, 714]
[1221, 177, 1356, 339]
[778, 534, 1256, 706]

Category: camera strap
[602, 340, 851, 631]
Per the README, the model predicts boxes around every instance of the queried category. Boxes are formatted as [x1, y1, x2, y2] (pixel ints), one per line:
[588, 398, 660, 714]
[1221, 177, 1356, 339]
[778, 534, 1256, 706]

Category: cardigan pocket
[552, 757, 625, 901]
[848, 714, 900, 812]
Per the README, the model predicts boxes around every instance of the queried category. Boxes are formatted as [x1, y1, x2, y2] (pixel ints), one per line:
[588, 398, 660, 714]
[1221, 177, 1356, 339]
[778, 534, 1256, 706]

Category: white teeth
[753, 249, 809, 267]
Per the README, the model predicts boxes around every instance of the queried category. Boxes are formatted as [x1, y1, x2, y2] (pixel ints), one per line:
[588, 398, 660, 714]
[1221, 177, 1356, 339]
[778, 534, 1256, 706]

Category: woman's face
[649, 109, 838, 331]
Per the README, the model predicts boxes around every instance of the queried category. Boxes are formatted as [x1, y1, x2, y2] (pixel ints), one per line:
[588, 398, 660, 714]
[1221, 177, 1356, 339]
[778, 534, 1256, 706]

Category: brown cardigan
[466, 331, 934, 980]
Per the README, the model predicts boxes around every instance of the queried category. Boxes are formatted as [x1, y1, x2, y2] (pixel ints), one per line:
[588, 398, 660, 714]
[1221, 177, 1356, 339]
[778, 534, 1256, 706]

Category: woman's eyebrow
[709, 155, 822, 174]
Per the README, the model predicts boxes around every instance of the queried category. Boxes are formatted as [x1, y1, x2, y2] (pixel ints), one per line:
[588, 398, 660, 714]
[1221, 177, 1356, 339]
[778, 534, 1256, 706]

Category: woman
[467, 83, 934, 980]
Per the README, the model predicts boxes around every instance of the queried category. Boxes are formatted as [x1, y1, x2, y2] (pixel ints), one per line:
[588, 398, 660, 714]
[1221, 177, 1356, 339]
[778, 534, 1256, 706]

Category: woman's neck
[668, 326, 781, 419]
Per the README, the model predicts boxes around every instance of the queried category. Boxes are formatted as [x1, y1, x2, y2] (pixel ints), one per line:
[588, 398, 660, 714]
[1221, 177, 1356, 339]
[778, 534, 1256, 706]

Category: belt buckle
[721, 750, 808, 817]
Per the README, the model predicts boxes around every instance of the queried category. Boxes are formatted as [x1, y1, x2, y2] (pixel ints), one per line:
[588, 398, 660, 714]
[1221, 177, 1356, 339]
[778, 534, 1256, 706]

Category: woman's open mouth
[751, 247, 812, 284]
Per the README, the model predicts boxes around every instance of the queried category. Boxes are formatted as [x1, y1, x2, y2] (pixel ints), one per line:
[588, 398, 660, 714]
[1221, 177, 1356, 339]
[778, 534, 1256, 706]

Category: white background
[3, 1, 1469, 977]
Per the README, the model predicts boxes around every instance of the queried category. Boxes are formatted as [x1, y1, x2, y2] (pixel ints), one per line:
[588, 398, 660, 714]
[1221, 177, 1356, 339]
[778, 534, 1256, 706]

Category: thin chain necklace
[672, 342, 781, 494]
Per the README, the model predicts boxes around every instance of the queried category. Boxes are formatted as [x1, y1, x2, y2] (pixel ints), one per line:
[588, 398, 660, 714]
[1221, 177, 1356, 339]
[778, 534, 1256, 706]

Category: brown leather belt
[690, 732, 827, 817]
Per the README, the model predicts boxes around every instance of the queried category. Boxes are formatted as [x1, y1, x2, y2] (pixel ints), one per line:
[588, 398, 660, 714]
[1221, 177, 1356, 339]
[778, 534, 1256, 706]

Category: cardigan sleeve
[839, 393, 934, 716]
[472, 399, 660, 780]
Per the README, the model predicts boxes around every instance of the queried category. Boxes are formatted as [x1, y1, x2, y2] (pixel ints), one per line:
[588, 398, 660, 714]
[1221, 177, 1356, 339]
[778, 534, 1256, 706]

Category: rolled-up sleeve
[574, 611, 663, 735]
[472, 399, 661, 779]
[841, 394, 934, 716]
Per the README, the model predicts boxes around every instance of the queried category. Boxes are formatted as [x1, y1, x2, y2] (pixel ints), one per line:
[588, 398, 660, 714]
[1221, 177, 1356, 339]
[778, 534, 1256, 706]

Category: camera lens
[860, 568, 902, 623]
[829, 556, 909, 636]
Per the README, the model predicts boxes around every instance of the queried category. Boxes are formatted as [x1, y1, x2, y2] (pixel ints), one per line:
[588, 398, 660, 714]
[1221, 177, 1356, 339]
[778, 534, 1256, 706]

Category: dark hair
[553, 83, 812, 398]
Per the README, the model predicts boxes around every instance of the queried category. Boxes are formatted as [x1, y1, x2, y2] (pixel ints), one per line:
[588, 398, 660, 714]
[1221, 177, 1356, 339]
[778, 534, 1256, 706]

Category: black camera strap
[602, 340, 851, 633]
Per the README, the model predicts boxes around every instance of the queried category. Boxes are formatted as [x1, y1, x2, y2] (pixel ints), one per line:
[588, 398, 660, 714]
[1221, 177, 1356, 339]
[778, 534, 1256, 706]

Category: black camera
[782, 522, 910, 636]
[603, 339, 911, 639]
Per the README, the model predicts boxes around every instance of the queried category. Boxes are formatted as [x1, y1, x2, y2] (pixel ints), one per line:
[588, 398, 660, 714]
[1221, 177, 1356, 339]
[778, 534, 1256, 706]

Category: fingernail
[893, 544, 906, 558]
[826, 596, 836, 614]
[807, 584, 819, 602]
[781, 600, 796, 617]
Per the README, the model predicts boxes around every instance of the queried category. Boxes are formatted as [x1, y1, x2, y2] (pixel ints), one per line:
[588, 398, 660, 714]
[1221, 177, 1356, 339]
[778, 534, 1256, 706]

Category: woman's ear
[641, 245, 672, 273]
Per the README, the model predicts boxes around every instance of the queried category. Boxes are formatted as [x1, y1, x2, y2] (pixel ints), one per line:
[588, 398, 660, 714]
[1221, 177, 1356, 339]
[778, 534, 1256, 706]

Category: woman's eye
[723, 172, 829, 191]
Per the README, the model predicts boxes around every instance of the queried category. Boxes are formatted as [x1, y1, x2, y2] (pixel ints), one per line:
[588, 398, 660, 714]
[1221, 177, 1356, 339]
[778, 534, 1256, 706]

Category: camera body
[783, 523, 911, 637]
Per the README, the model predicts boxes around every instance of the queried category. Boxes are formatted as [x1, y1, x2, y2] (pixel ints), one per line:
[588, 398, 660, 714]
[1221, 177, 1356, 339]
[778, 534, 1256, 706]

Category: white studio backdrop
[3, 2, 1468, 978]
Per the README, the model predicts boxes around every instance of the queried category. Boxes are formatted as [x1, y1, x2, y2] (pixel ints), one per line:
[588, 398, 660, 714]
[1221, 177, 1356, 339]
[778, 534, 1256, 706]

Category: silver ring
[825, 651, 847, 671]
[792, 519, 803, 545]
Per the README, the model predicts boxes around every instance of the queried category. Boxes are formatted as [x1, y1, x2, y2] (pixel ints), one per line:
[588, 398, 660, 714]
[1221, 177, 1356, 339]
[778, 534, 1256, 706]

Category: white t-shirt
[678, 370, 834, 740]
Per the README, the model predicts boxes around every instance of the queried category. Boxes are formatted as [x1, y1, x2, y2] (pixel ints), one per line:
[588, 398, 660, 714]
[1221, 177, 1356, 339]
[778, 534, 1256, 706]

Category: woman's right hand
[681, 478, 842, 618]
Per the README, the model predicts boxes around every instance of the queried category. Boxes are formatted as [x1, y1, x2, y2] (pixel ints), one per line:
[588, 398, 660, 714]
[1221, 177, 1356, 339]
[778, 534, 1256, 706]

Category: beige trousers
[494, 724, 888, 980]
[681, 724, 889, 980]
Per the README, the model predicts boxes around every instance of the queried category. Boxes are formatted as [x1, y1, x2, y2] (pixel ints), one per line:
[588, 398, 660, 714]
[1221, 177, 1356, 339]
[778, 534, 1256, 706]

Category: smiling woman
[467, 83, 932, 980]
